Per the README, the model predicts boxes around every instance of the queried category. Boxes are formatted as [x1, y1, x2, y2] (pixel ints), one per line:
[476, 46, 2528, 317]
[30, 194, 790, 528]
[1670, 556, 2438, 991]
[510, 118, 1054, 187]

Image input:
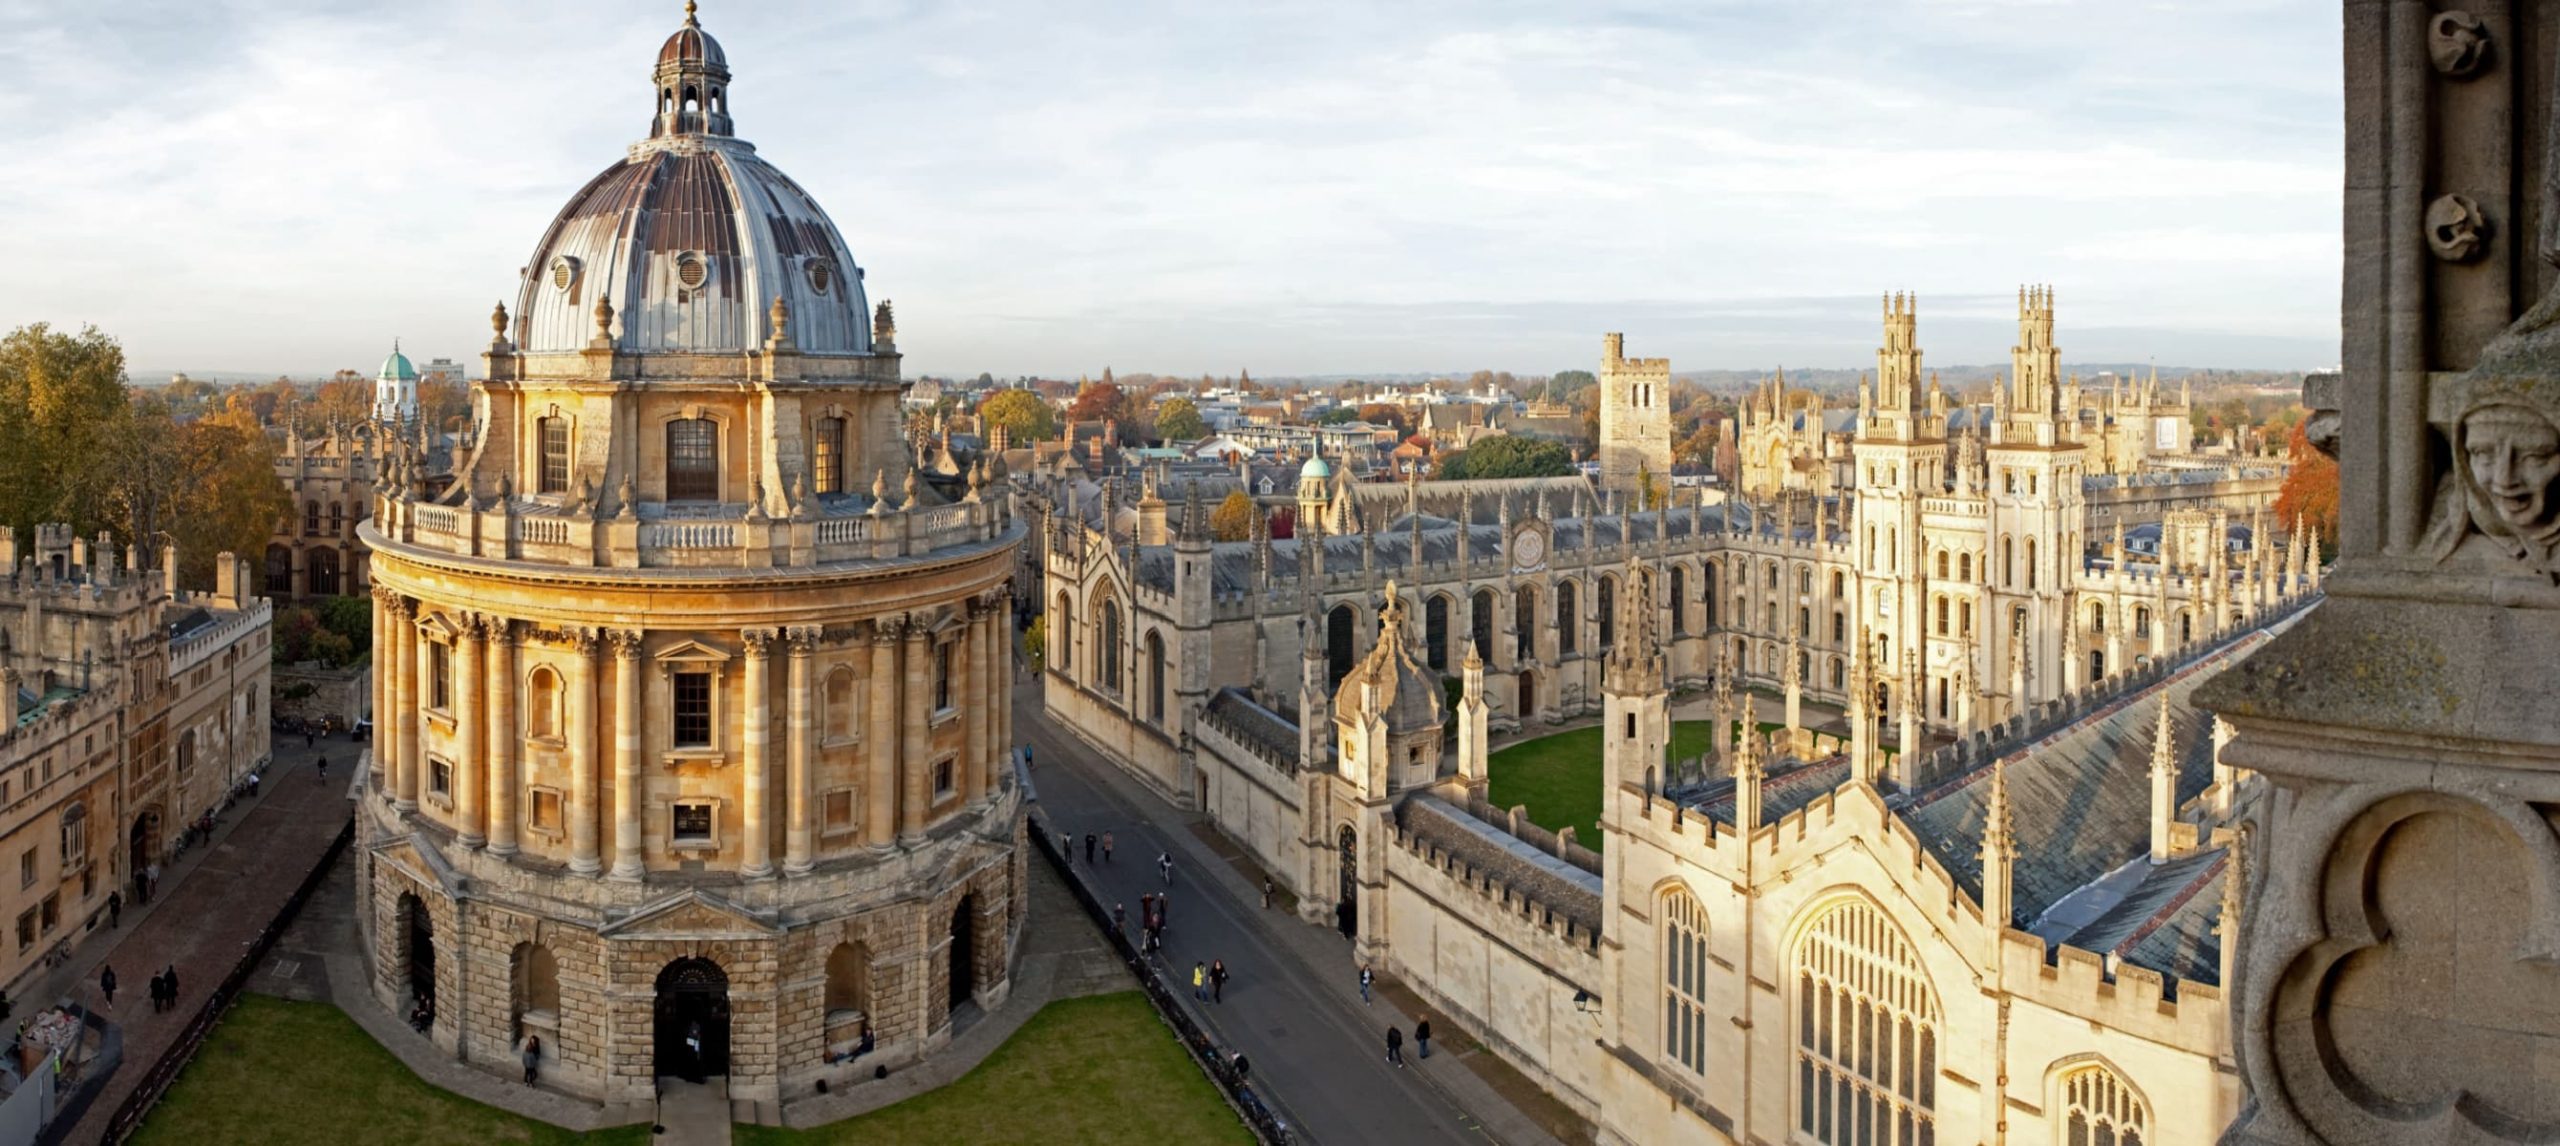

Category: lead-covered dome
[511, 5, 872, 358]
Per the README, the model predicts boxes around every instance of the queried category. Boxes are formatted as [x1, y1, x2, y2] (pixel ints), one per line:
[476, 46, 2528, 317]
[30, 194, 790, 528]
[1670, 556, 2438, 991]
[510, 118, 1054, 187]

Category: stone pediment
[369, 831, 466, 897]
[599, 890, 779, 940]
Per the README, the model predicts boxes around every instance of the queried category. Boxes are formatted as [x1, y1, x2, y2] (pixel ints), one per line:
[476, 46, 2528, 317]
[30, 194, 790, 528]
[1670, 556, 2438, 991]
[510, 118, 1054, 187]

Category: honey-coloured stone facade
[352, 6, 1025, 1108]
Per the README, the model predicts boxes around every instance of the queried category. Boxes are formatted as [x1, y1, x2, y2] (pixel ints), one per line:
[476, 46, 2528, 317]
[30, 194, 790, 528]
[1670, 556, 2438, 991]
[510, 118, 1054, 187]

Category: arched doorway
[947, 896, 978, 1018]
[1335, 825, 1359, 939]
[128, 809, 160, 883]
[400, 894, 436, 1007]
[654, 958, 731, 1083]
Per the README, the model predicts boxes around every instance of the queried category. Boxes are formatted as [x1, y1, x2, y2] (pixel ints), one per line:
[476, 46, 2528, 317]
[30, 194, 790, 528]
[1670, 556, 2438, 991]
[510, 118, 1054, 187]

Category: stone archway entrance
[400, 894, 436, 1005]
[654, 957, 731, 1083]
[128, 808, 160, 888]
[947, 895, 978, 1018]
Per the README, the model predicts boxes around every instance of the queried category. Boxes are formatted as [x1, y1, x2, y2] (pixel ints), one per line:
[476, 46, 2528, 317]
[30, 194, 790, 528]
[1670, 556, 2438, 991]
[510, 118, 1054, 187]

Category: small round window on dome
[550, 256, 580, 292]
[677, 253, 708, 290]
[807, 259, 833, 296]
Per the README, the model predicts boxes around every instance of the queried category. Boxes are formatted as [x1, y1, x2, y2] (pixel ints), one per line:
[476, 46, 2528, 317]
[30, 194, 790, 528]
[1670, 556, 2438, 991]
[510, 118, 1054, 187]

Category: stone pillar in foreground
[2204, 6, 2560, 1140]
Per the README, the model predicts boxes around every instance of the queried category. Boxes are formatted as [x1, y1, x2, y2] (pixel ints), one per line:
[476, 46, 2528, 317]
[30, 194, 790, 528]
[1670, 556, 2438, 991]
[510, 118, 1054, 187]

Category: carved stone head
[2460, 403, 2560, 540]
[2428, 294, 2560, 577]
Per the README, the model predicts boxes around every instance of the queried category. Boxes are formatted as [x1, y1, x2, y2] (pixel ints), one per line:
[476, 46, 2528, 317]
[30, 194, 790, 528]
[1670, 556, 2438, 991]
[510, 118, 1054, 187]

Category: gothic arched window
[1099, 600, 1123, 695]
[1794, 898, 1938, 1145]
[2057, 1063, 2149, 1146]
[1662, 887, 1710, 1076]
[1556, 581, 1579, 655]
[1145, 630, 1166, 723]
[1053, 591, 1074, 672]
[1597, 577, 1617, 649]
[1670, 566, 1689, 634]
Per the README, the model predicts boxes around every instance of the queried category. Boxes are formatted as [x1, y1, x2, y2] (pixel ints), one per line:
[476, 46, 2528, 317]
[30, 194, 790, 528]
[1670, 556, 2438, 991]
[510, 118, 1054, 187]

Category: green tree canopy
[1155, 397, 1207, 442]
[1546, 369, 1597, 400]
[978, 388, 1057, 443]
[1440, 435, 1576, 480]
[0, 323, 133, 538]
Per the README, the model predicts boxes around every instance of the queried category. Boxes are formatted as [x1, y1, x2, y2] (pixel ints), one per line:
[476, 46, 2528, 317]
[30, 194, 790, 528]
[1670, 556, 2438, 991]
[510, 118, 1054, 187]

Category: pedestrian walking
[1261, 877, 1274, 909]
[98, 965, 115, 1012]
[1360, 966, 1373, 1004]
[1211, 959, 1228, 1004]
[1113, 903, 1127, 935]
[1416, 1016, 1433, 1059]
[1024, 744, 1034, 770]
[305, 731, 315, 749]
[1192, 962, 1208, 1001]
[1232, 1051, 1251, 1082]
[1157, 892, 1170, 931]
[162, 965, 178, 1009]
[1158, 852, 1174, 884]
[1084, 833, 1096, 865]
[317, 756, 328, 782]
[248, 771, 260, 798]
[1386, 1025, 1405, 1067]
[1102, 831, 1114, 862]
[521, 1034, 542, 1085]
[1140, 893, 1155, 929]
[144, 863, 160, 904]
[148, 971, 165, 1013]
[107, 892, 120, 928]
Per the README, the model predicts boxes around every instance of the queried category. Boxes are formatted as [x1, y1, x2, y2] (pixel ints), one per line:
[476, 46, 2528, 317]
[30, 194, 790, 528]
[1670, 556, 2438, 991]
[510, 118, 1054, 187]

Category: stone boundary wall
[270, 657, 370, 725]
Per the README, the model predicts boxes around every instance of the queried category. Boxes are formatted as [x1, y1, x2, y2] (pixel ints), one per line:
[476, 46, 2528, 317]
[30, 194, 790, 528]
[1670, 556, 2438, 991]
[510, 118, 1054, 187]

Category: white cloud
[0, 0, 2343, 376]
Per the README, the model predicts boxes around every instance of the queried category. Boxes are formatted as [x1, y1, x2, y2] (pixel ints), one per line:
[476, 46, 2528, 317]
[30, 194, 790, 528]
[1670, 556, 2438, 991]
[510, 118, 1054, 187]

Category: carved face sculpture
[2461, 404, 2560, 540]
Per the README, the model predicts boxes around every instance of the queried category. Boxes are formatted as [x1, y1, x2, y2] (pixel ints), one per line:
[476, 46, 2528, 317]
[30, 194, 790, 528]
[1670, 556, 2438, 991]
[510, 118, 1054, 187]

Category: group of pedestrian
[1189, 959, 1230, 1003]
[1384, 1017, 1433, 1067]
[1081, 831, 1115, 865]
[147, 965, 179, 1012]
[1136, 892, 1170, 954]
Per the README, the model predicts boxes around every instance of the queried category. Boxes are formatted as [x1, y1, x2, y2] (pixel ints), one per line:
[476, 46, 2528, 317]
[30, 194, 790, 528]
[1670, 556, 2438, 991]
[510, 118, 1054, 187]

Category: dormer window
[812, 417, 845, 495]
[540, 417, 570, 494]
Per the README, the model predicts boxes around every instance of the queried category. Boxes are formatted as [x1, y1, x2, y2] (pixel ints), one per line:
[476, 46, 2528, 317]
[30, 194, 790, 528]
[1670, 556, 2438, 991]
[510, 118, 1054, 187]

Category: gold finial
[685, 1, 699, 27]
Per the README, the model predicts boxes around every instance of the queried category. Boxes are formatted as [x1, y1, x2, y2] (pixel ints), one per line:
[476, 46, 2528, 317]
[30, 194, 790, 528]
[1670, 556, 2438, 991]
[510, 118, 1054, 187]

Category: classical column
[899, 621, 931, 843]
[454, 614, 486, 847]
[740, 628, 775, 879]
[963, 602, 989, 806]
[370, 586, 396, 799]
[608, 629, 645, 881]
[863, 619, 899, 850]
[566, 629, 601, 876]
[396, 599, 422, 810]
[487, 619, 520, 856]
[783, 627, 815, 875]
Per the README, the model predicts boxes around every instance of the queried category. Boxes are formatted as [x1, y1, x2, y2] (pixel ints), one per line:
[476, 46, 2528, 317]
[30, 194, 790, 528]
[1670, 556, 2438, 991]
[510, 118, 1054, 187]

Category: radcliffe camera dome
[510, 4, 871, 358]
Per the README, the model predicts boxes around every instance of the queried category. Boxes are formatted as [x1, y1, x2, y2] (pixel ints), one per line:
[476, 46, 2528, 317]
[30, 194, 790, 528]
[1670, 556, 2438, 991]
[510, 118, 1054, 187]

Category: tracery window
[1661, 888, 1710, 1076]
[2058, 1064, 2148, 1146]
[1597, 577, 1616, 649]
[1557, 581, 1579, 655]
[1100, 600, 1124, 693]
[1795, 898, 1937, 1146]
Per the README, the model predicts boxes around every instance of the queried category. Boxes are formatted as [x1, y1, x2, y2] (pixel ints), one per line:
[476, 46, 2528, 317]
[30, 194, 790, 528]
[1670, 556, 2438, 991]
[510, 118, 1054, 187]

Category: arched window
[825, 666, 857, 741]
[2179, 612, 2192, 644]
[511, 942, 560, 1022]
[1959, 553, 1972, 582]
[1329, 604, 1358, 690]
[666, 418, 719, 502]
[1053, 591, 1073, 671]
[2089, 602, 2106, 632]
[1703, 564, 1719, 628]
[265, 545, 293, 594]
[1935, 596, 1948, 636]
[539, 416, 570, 494]
[1831, 570, 1846, 596]
[1670, 566, 1688, 634]
[1833, 610, 1846, 642]
[328, 502, 344, 536]
[1471, 588, 1497, 659]
[1935, 551, 1949, 579]
[1513, 586, 1536, 664]
[1794, 898, 1938, 1145]
[1766, 562, 1779, 589]
[1556, 581, 1579, 655]
[1597, 577, 1617, 649]
[1799, 568, 1813, 594]
[527, 667, 561, 739]
[305, 500, 320, 536]
[1099, 600, 1123, 693]
[2135, 607, 2152, 639]
[2058, 1063, 2149, 1146]
[2027, 537, 2039, 590]
[1145, 630, 1167, 724]
[1829, 657, 1845, 689]
[2002, 536, 2014, 587]
[1661, 888, 1710, 1076]
[811, 416, 846, 495]
[1425, 595, 1450, 671]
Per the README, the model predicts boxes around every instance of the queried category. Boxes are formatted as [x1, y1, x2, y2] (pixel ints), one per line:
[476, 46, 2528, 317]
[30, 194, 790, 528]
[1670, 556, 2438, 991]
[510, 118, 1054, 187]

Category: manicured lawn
[1487, 720, 1727, 845]
[131, 993, 651, 1145]
[738, 991, 1249, 1146]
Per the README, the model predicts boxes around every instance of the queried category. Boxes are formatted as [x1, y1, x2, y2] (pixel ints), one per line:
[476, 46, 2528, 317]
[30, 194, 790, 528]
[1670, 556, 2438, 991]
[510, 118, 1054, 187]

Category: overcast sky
[0, 0, 2341, 380]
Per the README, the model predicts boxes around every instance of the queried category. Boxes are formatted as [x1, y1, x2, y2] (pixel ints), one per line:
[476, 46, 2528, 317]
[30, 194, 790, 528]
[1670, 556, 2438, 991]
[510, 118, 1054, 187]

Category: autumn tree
[1155, 396, 1207, 442]
[1355, 403, 1409, 433]
[309, 376, 373, 426]
[1437, 435, 1575, 480]
[977, 388, 1057, 443]
[417, 376, 471, 432]
[0, 323, 135, 539]
[2271, 419, 2339, 555]
[1209, 490, 1258, 541]
[1065, 382, 1128, 425]
[165, 404, 292, 589]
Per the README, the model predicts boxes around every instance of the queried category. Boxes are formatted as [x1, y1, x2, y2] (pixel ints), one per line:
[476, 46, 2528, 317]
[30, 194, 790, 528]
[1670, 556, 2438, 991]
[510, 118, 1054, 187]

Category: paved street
[1015, 675, 1560, 1146]
[48, 734, 356, 1146]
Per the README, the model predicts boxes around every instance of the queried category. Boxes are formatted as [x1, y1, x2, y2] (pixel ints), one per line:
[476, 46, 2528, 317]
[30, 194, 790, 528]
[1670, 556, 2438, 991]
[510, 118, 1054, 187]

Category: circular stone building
[356, 7, 1024, 1105]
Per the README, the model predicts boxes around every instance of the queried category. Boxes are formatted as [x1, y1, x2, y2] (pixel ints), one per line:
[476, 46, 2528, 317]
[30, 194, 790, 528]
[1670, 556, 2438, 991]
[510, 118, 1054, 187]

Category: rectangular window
[666, 419, 719, 502]
[40, 895, 57, 934]
[430, 642, 452, 710]
[672, 802, 714, 842]
[541, 417, 571, 494]
[15, 911, 31, 951]
[529, 789, 562, 832]
[430, 759, 452, 796]
[935, 643, 954, 711]
[673, 671, 713, 747]
[932, 758, 954, 797]
[823, 789, 856, 832]
[812, 417, 844, 495]
[18, 849, 31, 889]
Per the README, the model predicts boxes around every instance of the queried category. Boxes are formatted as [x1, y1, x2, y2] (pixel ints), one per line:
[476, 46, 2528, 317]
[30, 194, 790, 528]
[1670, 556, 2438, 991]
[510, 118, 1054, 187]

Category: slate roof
[1896, 623, 2283, 934]
[1671, 756, 1853, 826]
[1201, 688, 1299, 767]
[2051, 847, 2228, 989]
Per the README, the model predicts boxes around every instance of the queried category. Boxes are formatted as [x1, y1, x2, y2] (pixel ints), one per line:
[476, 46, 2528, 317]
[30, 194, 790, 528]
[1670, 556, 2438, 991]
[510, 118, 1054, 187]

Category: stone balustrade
[374, 489, 1015, 570]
